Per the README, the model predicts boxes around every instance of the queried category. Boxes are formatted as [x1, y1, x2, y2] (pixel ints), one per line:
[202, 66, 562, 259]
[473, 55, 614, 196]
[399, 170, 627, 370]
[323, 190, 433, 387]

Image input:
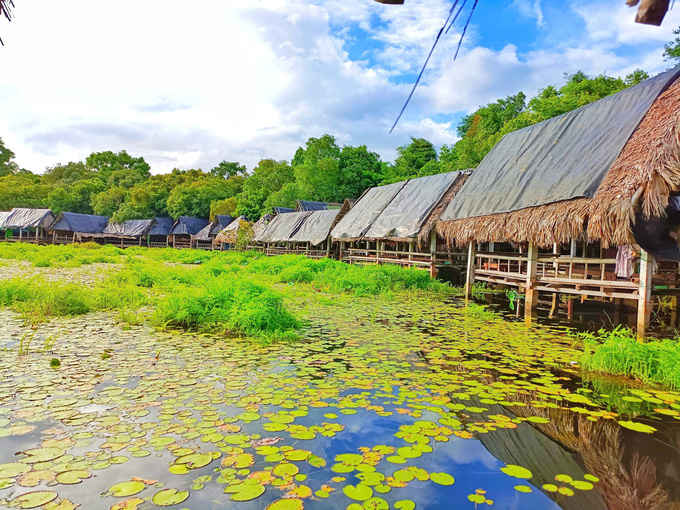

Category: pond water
[0, 293, 679, 509]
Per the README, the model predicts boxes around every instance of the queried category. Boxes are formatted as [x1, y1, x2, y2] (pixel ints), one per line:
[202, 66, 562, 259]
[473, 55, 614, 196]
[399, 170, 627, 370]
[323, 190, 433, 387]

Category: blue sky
[0, 0, 679, 174]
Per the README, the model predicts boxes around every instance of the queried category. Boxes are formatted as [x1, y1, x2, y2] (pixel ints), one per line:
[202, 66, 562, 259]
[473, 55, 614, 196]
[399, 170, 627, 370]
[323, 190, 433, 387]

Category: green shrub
[581, 326, 680, 389]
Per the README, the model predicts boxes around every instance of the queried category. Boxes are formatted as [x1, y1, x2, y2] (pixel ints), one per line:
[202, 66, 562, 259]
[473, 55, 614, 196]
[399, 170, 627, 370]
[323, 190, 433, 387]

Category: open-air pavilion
[49, 212, 110, 245]
[0, 208, 55, 244]
[169, 216, 210, 249]
[255, 209, 341, 258]
[437, 66, 680, 335]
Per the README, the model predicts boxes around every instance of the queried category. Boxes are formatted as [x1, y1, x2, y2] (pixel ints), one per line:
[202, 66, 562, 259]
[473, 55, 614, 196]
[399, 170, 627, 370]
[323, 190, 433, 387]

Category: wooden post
[637, 249, 653, 340]
[429, 230, 437, 278]
[570, 239, 577, 257]
[525, 242, 539, 323]
[408, 242, 414, 268]
[465, 241, 476, 301]
[671, 296, 678, 330]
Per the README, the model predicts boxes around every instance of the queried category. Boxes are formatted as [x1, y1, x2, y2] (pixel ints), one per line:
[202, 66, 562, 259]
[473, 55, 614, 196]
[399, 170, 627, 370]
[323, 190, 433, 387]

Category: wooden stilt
[429, 230, 437, 278]
[614, 298, 623, 325]
[637, 249, 653, 341]
[465, 241, 476, 301]
[671, 296, 678, 330]
[567, 297, 574, 319]
[524, 242, 538, 323]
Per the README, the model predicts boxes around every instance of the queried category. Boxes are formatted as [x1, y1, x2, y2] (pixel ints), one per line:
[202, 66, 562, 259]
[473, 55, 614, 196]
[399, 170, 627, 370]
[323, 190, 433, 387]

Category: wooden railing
[341, 248, 433, 268]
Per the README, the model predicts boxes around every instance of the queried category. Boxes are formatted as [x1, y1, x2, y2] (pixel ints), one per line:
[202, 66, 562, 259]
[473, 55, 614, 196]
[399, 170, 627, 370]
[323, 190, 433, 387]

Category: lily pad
[108, 481, 146, 497]
[9, 491, 58, 508]
[500, 464, 532, 479]
[152, 488, 190, 506]
[343, 484, 373, 501]
[430, 472, 455, 486]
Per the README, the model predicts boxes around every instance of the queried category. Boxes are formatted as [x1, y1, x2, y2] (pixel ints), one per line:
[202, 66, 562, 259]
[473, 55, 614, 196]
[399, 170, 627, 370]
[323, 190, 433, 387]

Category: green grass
[580, 326, 680, 389]
[0, 243, 457, 342]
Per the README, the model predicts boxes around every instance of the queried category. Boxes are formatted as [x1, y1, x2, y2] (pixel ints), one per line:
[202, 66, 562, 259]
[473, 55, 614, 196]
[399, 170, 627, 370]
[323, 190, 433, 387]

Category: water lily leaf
[343, 484, 373, 501]
[542, 484, 558, 492]
[9, 491, 58, 508]
[335, 453, 364, 466]
[500, 464, 532, 479]
[394, 501, 416, 510]
[362, 497, 389, 510]
[307, 454, 326, 468]
[55, 470, 91, 484]
[110, 497, 144, 510]
[272, 462, 299, 477]
[430, 472, 455, 486]
[0, 462, 30, 478]
[228, 483, 265, 501]
[617, 421, 657, 433]
[174, 453, 213, 469]
[152, 488, 189, 506]
[21, 447, 65, 463]
[584, 474, 599, 482]
[570, 480, 594, 491]
[265, 499, 303, 510]
[108, 481, 146, 497]
[514, 485, 532, 493]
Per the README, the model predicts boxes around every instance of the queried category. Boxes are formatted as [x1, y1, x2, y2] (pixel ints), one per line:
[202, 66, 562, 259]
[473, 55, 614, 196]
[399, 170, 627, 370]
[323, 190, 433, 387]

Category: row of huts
[2, 68, 680, 333]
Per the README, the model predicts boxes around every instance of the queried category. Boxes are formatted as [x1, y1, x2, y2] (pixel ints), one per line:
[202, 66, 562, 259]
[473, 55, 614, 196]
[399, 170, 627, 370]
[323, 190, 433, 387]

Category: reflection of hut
[194, 215, 233, 250]
[213, 216, 251, 251]
[147, 217, 174, 248]
[169, 216, 209, 249]
[49, 212, 110, 244]
[99, 219, 156, 248]
[255, 209, 342, 258]
[437, 67, 680, 334]
[331, 171, 470, 276]
[0, 208, 55, 244]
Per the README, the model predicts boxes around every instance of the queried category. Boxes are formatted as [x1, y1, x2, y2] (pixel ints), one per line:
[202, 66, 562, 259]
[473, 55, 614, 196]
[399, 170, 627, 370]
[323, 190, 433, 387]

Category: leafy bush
[581, 326, 680, 389]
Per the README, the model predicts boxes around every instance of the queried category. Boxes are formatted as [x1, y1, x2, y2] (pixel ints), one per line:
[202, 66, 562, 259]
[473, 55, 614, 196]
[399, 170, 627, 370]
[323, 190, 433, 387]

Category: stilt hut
[147, 218, 174, 247]
[213, 216, 252, 251]
[256, 209, 341, 258]
[331, 171, 470, 275]
[0, 208, 55, 244]
[49, 212, 110, 244]
[193, 215, 233, 250]
[437, 66, 680, 335]
[98, 219, 156, 248]
[169, 216, 209, 249]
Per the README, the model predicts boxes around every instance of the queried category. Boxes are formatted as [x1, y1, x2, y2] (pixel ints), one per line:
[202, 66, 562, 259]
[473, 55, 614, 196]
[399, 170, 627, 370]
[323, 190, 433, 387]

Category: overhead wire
[389, 0, 479, 134]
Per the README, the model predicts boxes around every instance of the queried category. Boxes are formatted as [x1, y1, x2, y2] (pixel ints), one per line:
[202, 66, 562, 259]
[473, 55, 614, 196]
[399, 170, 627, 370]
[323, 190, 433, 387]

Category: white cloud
[0, 0, 676, 176]
[513, 0, 545, 27]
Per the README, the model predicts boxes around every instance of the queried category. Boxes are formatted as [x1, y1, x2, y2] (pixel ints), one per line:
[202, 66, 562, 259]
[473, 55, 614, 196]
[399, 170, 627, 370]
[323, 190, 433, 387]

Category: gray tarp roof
[102, 219, 155, 238]
[0, 212, 11, 228]
[50, 212, 110, 234]
[441, 66, 680, 222]
[169, 216, 209, 236]
[2, 208, 55, 229]
[290, 209, 340, 246]
[149, 217, 174, 236]
[296, 201, 341, 211]
[331, 181, 407, 240]
[273, 207, 294, 215]
[255, 211, 311, 243]
[195, 216, 234, 241]
[363, 172, 459, 240]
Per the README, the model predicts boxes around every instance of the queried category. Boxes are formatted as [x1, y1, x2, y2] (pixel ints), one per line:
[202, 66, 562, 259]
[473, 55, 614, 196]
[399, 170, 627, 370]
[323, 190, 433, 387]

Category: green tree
[210, 161, 247, 179]
[210, 197, 238, 220]
[46, 179, 106, 215]
[166, 175, 245, 219]
[663, 26, 680, 62]
[337, 145, 383, 200]
[42, 162, 94, 186]
[383, 138, 438, 183]
[91, 187, 130, 217]
[85, 150, 151, 187]
[0, 137, 20, 177]
[235, 159, 294, 220]
[0, 173, 50, 210]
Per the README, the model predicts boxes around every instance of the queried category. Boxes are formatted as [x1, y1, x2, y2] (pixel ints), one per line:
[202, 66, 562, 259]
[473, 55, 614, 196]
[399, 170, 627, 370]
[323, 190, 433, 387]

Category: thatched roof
[169, 216, 209, 236]
[50, 212, 110, 234]
[101, 219, 155, 238]
[213, 216, 251, 245]
[331, 171, 466, 243]
[1, 208, 55, 230]
[438, 67, 680, 248]
[296, 200, 342, 212]
[148, 217, 174, 236]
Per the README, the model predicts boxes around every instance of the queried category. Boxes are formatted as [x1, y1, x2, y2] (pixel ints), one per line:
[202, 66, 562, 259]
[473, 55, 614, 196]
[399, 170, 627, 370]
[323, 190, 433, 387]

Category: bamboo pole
[637, 249, 653, 341]
[465, 241, 476, 301]
[429, 230, 437, 278]
[525, 242, 539, 322]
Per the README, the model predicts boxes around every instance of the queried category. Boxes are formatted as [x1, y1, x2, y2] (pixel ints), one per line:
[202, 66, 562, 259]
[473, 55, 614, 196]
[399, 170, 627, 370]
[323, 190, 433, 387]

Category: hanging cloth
[616, 245, 635, 278]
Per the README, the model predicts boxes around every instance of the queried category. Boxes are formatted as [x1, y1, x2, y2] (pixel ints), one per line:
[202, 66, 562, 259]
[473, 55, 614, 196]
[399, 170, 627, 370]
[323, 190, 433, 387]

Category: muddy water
[0, 292, 679, 509]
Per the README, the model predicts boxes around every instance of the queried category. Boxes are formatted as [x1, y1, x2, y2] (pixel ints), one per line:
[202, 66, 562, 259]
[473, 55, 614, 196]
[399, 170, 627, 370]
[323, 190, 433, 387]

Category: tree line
[0, 67, 654, 223]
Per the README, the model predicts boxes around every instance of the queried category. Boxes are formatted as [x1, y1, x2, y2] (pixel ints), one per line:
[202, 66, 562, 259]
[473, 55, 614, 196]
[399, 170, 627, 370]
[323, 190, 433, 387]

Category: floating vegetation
[0, 247, 679, 508]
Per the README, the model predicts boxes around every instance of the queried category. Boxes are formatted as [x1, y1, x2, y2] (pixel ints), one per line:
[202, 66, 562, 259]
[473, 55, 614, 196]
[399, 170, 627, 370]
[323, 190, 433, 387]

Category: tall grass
[580, 326, 680, 389]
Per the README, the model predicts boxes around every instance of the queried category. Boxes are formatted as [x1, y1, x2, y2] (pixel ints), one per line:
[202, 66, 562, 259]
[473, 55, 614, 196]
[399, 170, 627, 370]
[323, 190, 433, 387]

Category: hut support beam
[524, 242, 539, 322]
[429, 230, 437, 278]
[637, 249, 653, 340]
[465, 241, 475, 301]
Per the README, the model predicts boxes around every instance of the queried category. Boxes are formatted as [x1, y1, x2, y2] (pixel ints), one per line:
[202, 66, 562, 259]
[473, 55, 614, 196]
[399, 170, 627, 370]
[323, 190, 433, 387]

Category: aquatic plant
[581, 326, 680, 389]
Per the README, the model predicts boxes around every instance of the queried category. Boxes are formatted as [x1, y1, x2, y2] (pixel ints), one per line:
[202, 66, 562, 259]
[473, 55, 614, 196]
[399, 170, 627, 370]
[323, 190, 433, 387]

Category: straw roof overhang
[438, 69, 680, 249]
[214, 216, 251, 245]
